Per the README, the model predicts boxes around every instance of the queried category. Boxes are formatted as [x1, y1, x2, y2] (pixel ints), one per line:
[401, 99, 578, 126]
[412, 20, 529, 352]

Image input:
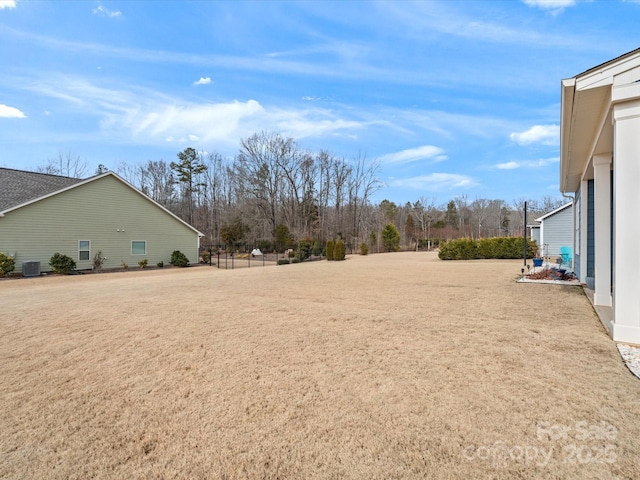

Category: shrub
[49, 253, 76, 274]
[138, 259, 148, 268]
[170, 250, 190, 267]
[381, 224, 401, 252]
[277, 258, 290, 265]
[297, 239, 313, 261]
[438, 238, 478, 260]
[121, 260, 129, 269]
[439, 237, 537, 260]
[326, 240, 335, 261]
[312, 240, 323, 256]
[333, 239, 346, 261]
[157, 261, 164, 268]
[257, 240, 274, 252]
[92, 251, 104, 271]
[201, 250, 211, 263]
[0, 252, 15, 276]
[275, 224, 294, 252]
[359, 242, 369, 256]
[290, 258, 300, 264]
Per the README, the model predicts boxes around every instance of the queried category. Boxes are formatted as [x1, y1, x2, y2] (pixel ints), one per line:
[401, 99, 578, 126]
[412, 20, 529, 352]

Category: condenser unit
[22, 261, 41, 277]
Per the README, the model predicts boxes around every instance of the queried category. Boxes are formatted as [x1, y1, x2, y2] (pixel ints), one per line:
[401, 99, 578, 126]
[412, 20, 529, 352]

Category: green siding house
[0, 168, 203, 274]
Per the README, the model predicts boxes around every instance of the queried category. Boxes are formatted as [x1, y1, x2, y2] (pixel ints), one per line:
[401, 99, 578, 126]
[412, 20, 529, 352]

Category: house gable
[0, 171, 202, 272]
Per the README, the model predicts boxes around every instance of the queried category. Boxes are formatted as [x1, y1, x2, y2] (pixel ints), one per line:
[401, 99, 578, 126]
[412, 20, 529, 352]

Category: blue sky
[1, 0, 638, 205]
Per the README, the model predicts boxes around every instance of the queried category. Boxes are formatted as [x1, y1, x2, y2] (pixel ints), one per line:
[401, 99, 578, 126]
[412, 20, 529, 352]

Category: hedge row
[438, 237, 537, 260]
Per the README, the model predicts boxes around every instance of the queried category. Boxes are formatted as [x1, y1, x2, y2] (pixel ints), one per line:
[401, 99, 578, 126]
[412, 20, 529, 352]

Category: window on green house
[79, 240, 90, 261]
[132, 241, 146, 255]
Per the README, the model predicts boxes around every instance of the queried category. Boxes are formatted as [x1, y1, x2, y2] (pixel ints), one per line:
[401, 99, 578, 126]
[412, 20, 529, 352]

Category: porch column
[593, 154, 612, 307]
[612, 99, 640, 344]
[578, 179, 589, 283]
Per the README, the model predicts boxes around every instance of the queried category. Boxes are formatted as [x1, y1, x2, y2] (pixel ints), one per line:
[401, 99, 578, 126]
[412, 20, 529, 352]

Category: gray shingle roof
[0, 168, 83, 212]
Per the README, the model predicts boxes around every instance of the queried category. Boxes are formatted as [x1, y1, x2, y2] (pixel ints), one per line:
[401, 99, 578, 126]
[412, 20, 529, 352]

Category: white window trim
[79, 240, 91, 261]
[131, 240, 147, 255]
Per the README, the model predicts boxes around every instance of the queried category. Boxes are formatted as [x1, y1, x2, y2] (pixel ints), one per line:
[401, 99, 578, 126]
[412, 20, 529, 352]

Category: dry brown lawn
[1, 252, 639, 479]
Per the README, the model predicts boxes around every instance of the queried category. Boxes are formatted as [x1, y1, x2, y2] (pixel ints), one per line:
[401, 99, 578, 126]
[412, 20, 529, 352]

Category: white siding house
[0, 168, 203, 274]
[534, 202, 573, 259]
[560, 47, 640, 344]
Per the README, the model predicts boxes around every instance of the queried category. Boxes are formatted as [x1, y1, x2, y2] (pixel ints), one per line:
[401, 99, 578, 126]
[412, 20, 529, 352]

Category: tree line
[38, 134, 566, 253]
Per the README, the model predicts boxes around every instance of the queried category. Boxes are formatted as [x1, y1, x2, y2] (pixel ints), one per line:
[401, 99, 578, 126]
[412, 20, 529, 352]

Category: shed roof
[535, 202, 572, 223]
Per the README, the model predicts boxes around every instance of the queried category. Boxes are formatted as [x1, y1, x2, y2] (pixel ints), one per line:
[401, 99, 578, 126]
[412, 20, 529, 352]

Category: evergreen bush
[0, 252, 15, 276]
[49, 253, 76, 274]
[360, 242, 369, 255]
[170, 250, 190, 267]
[381, 224, 401, 252]
[326, 240, 335, 261]
[297, 239, 313, 261]
[438, 237, 537, 260]
[333, 239, 346, 260]
[312, 240, 323, 256]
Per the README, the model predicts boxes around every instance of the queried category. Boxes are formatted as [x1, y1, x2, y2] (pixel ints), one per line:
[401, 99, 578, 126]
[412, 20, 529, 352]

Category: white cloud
[272, 112, 366, 140]
[522, 0, 575, 14]
[390, 173, 477, 191]
[0, 104, 26, 118]
[193, 77, 211, 86]
[379, 145, 447, 165]
[188, 134, 199, 141]
[510, 124, 559, 146]
[0, 1, 16, 9]
[495, 157, 559, 169]
[19, 74, 375, 149]
[496, 161, 520, 170]
[92, 3, 122, 18]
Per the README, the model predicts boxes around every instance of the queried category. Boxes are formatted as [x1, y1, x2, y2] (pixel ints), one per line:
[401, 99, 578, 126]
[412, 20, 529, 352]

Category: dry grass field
[1, 252, 639, 479]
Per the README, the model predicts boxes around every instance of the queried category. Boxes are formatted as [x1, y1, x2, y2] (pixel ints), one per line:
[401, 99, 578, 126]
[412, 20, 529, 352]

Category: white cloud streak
[0, 0, 16, 9]
[390, 173, 477, 191]
[510, 124, 559, 146]
[379, 145, 447, 165]
[92, 3, 122, 18]
[522, 0, 576, 11]
[495, 157, 559, 169]
[0, 104, 26, 118]
[18, 75, 371, 148]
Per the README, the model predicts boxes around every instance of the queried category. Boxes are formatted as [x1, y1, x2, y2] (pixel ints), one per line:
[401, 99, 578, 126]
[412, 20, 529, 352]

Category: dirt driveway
[1, 252, 638, 479]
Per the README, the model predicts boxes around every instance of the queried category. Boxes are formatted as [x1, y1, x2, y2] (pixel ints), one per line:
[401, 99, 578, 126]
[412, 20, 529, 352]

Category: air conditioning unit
[22, 261, 41, 277]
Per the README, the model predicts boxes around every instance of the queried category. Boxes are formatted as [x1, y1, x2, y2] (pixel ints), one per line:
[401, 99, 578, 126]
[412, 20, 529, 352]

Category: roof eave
[560, 78, 576, 193]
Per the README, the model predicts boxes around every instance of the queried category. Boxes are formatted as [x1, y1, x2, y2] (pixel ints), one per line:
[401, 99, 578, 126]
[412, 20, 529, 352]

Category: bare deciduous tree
[38, 150, 88, 178]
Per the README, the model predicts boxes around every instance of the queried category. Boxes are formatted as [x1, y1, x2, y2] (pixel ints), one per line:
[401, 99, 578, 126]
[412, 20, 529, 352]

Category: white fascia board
[575, 51, 640, 91]
[612, 82, 640, 104]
